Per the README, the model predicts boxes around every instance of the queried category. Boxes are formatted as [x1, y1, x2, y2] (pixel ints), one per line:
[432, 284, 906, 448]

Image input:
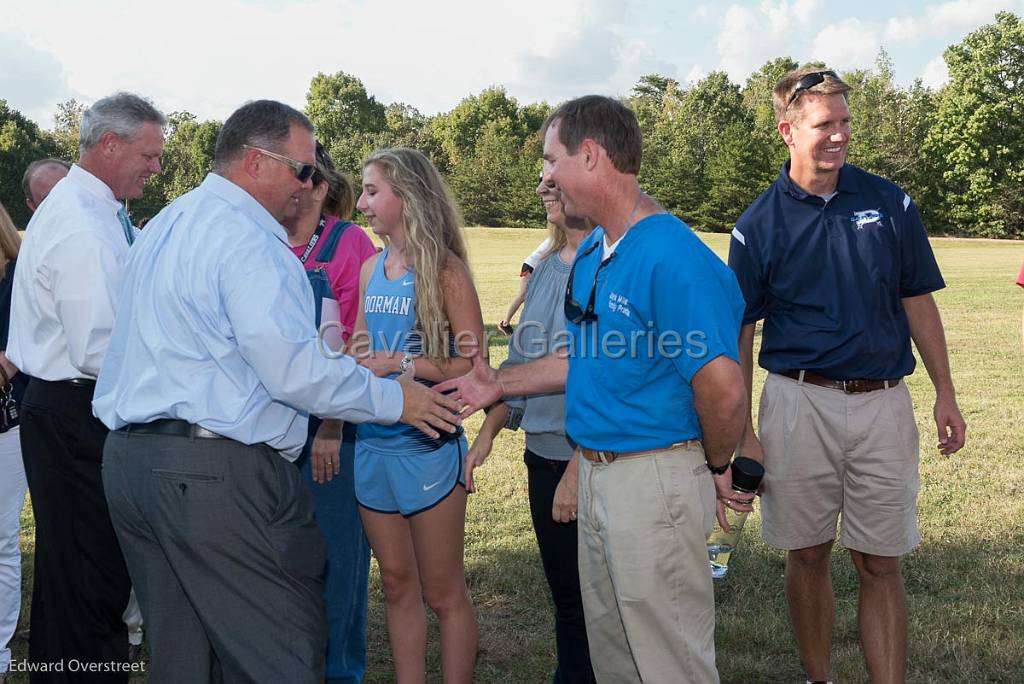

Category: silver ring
[570, 511, 577, 520]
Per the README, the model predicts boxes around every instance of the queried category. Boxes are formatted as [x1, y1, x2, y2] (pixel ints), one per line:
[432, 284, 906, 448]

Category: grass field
[11, 227, 1024, 683]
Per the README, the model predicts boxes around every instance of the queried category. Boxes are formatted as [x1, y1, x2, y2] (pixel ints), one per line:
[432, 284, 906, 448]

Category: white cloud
[685, 64, 706, 85]
[9, 0, 654, 126]
[884, 16, 920, 43]
[506, 0, 679, 104]
[716, 0, 821, 82]
[0, 31, 77, 126]
[925, 0, 1022, 33]
[884, 0, 1024, 47]
[808, 18, 882, 71]
[921, 54, 950, 89]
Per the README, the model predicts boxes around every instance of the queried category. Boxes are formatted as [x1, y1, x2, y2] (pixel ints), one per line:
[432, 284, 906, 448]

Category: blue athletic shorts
[355, 437, 467, 516]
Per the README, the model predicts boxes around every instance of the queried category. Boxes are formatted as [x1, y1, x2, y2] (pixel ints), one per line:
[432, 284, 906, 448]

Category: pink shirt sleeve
[326, 223, 377, 341]
[1017, 261, 1024, 288]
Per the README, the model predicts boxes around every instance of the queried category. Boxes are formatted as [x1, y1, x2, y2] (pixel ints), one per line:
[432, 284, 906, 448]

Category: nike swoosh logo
[402, 278, 414, 286]
[422, 479, 445, 491]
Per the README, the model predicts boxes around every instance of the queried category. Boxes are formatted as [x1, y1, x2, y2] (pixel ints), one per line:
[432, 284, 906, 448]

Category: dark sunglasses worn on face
[786, 70, 839, 108]
[564, 241, 615, 324]
[244, 145, 316, 182]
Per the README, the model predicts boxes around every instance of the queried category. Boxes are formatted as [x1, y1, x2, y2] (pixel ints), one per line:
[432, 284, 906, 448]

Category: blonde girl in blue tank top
[349, 148, 483, 684]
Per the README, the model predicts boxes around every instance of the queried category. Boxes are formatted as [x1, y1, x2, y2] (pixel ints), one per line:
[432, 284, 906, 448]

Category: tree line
[1, 12, 1021, 238]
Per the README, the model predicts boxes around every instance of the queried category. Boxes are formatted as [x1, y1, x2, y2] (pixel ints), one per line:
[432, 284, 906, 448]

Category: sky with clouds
[1, 0, 1021, 129]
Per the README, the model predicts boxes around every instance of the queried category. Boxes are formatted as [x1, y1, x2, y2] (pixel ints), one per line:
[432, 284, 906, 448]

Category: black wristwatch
[707, 460, 731, 476]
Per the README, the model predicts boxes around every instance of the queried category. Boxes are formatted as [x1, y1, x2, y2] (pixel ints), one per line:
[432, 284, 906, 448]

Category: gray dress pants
[102, 430, 327, 683]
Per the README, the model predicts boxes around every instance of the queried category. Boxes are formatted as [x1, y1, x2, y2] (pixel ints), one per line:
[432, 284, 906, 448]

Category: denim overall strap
[312, 219, 352, 264]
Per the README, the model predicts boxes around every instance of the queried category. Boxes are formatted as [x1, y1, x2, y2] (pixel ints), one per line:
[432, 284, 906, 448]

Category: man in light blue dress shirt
[93, 100, 460, 684]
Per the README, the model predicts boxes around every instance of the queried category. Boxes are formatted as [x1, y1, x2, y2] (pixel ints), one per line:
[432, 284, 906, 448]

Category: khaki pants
[577, 443, 718, 683]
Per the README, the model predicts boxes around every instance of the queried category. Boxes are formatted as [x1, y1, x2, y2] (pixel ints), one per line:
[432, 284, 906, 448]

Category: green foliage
[134, 112, 221, 220]
[845, 51, 937, 200]
[0, 100, 58, 228]
[923, 11, 1024, 237]
[3, 13, 1024, 236]
[449, 122, 544, 227]
[305, 71, 387, 176]
[50, 99, 85, 163]
[637, 71, 768, 231]
[701, 122, 773, 231]
[741, 57, 798, 175]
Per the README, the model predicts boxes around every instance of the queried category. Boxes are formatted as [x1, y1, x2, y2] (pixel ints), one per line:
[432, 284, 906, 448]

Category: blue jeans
[297, 419, 371, 684]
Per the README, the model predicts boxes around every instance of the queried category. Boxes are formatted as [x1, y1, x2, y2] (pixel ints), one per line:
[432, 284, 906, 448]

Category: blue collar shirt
[564, 213, 745, 452]
[93, 173, 403, 460]
[728, 162, 945, 379]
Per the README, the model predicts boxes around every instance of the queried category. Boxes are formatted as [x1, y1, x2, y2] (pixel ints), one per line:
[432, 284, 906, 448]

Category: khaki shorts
[758, 373, 921, 557]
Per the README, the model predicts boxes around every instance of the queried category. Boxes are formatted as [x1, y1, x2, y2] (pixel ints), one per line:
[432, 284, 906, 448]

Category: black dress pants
[20, 379, 130, 682]
[524, 448, 596, 684]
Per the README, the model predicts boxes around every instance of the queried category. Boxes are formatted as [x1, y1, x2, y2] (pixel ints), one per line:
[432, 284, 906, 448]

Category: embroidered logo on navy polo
[852, 209, 883, 230]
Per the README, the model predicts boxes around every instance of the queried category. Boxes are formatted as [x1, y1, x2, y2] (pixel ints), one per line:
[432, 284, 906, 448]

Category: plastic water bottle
[707, 456, 764, 580]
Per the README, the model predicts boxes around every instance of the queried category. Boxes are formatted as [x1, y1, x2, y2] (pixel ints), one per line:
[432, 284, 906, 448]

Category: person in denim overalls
[281, 142, 378, 684]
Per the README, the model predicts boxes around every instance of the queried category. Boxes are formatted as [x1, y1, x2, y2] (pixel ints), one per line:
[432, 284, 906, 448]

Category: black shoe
[498, 320, 514, 335]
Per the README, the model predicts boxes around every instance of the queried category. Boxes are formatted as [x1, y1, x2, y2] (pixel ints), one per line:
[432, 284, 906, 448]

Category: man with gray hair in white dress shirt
[93, 99, 461, 683]
[8, 92, 165, 681]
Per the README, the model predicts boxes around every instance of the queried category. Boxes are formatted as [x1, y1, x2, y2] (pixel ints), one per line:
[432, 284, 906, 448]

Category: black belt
[122, 419, 224, 440]
[779, 370, 902, 394]
[64, 378, 96, 388]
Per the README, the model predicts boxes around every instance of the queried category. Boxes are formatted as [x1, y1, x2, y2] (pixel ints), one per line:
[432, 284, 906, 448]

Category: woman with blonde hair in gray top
[465, 176, 596, 683]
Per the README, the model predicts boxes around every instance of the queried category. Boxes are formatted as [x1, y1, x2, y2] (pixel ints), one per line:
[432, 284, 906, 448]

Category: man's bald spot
[26, 160, 71, 210]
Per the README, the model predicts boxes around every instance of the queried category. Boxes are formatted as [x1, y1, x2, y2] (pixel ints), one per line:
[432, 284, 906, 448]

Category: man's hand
[357, 351, 399, 378]
[311, 420, 342, 484]
[464, 434, 493, 493]
[903, 293, 966, 456]
[712, 467, 754, 531]
[398, 374, 461, 438]
[552, 454, 580, 523]
[433, 354, 502, 417]
[934, 393, 966, 455]
[0, 352, 19, 383]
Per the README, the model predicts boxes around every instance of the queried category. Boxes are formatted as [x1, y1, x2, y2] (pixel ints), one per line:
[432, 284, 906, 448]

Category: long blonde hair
[364, 148, 468, 361]
[0, 202, 22, 279]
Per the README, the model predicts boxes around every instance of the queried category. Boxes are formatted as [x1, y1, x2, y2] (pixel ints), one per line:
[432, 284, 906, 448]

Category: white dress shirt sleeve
[220, 250, 403, 425]
[47, 233, 125, 378]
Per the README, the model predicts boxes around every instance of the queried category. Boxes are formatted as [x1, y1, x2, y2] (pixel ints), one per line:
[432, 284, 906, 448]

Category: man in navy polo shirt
[439, 95, 748, 683]
[728, 68, 966, 684]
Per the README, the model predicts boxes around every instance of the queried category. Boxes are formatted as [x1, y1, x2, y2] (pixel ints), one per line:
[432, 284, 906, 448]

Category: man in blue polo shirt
[438, 95, 748, 683]
[728, 68, 966, 684]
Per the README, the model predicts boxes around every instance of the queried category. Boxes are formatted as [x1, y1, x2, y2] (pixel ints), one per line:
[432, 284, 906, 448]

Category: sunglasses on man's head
[244, 145, 316, 182]
[564, 241, 614, 324]
[786, 70, 839, 108]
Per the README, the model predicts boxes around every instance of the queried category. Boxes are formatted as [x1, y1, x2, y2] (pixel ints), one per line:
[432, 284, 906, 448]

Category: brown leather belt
[579, 440, 701, 464]
[779, 370, 902, 394]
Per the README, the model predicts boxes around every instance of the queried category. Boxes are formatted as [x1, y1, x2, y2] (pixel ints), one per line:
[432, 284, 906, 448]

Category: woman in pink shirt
[281, 142, 378, 683]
